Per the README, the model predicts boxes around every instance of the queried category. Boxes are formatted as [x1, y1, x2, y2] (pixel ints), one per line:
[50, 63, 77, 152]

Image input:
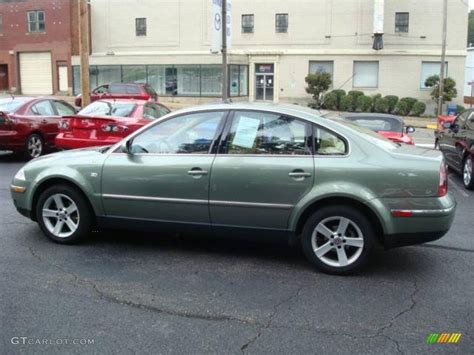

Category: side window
[467, 112, 474, 130]
[130, 111, 226, 154]
[53, 101, 75, 116]
[93, 85, 109, 94]
[454, 111, 470, 128]
[31, 100, 55, 116]
[142, 104, 167, 120]
[226, 111, 310, 155]
[109, 84, 127, 94]
[157, 104, 171, 116]
[126, 85, 140, 94]
[314, 125, 347, 155]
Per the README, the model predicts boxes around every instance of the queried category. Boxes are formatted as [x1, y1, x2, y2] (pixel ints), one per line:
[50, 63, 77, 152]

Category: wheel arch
[292, 196, 385, 246]
[31, 177, 96, 222]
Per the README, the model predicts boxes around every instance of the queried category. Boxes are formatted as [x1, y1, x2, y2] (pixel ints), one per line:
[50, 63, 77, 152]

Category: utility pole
[79, 0, 90, 106]
[221, 0, 228, 102]
[438, 0, 448, 116]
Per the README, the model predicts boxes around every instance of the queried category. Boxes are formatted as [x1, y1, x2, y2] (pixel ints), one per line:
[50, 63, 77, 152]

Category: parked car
[55, 99, 170, 149]
[342, 113, 415, 145]
[11, 104, 456, 275]
[0, 96, 77, 159]
[436, 114, 456, 131]
[435, 109, 474, 189]
[74, 83, 158, 107]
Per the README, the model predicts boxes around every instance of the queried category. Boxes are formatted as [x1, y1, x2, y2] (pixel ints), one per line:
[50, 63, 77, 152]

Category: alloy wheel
[27, 136, 43, 158]
[311, 216, 364, 268]
[464, 157, 473, 187]
[42, 194, 80, 238]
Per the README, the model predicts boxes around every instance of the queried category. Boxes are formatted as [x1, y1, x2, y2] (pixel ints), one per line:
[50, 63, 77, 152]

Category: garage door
[19, 52, 53, 95]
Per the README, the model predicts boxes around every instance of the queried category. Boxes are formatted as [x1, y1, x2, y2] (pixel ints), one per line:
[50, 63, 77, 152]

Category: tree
[424, 75, 457, 105]
[305, 72, 332, 108]
[469, 10, 474, 46]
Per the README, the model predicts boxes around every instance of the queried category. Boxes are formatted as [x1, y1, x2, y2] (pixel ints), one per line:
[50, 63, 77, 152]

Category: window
[309, 61, 334, 79]
[275, 14, 288, 33]
[0, 14, 3, 33]
[395, 12, 409, 33]
[130, 112, 226, 154]
[78, 101, 136, 117]
[92, 85, 109, 94]
[27, 10, 45, 33]
[201, 65, 222, 96]
[242, 14, 254, 33]
[143, 103, 170, 120]
[353, 61, 379, 88]
[226, 111, 310, 155]
[53, 101, 75, 116]
[122, 66, 147, 84]
[177, 65, 201, 96]
[109, 84, 128, 94]
[135, 18, 146, 36]
[467, 112, 474, 130]
[31, 100, 55, 116]
[126, 85, 140, 94]
[314, 126, 347, 155]
[420, 62, 448, 89]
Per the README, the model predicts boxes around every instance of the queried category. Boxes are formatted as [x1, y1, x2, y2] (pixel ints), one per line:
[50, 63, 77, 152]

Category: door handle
[289, 171, 312, 178]
[187, 169, 208, 176]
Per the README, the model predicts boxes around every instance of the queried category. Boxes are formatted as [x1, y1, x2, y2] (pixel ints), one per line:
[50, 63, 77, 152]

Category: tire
[462, 155, 474, 190]
[301, 205, 375, 275]
[25, 133, 44, 160]
[36, 184, 93, 244]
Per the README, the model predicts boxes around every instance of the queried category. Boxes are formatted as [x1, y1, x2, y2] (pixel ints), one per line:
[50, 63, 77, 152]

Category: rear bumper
[55, 134, 120, 149]
[384, 230, 448, 248]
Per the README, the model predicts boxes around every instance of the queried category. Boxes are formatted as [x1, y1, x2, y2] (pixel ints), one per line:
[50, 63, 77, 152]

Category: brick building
[0, 0, 78, 94]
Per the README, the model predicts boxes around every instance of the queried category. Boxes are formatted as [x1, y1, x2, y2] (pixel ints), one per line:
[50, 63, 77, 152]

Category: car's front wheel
[463, 155, 474, 190]
[36, 184, 93, 244]
[301, 205, 375, 275]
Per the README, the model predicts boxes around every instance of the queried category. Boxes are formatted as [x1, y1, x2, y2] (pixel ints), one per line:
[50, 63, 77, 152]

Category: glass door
[255, 63, 274, 101]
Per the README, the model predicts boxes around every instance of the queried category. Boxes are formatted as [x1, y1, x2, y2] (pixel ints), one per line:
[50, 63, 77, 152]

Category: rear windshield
[0, 97, 29, 113]
[344, 116, 403, 133]
[78, 101, 136, 117]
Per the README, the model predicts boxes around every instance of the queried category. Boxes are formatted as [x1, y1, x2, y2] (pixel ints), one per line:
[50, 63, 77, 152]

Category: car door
[91, 84, 109, 102]
[440, 111, 469, 170]
[100, 110, 228, 231]
[209, 110, 314, 234]
[30, 99, 60, 145]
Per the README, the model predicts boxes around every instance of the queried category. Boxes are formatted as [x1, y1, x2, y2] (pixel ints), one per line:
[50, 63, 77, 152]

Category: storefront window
[147, 65, 166, 95]
[201, 65, 222, 97]
[239, 65, 248, 96]
[122, 65, 147, 84]
[96, 66, 121, 87]
[176, 65, 200, 96]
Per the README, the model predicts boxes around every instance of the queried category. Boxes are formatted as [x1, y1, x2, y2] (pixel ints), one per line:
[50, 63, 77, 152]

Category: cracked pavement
[0, 151, 473, 354]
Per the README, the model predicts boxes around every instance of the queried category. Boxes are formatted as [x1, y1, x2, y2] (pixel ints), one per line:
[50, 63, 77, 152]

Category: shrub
[394, 100, 410, 116]
[322, 92, 338, 110]
[385, 95, 399, 113]
[424, 75, 457, 105]
[410, 101, 426, 116]
[371, 94, 382, 112]
[330, 89, 346, 110]
[305, 72, 332, 108]
[340, 95, 354, 112]
[400, 97, 418, 113]
[374, 97, 389, 113]
[456, 105, 466, 114]
[356, 95, 373, 112]
[348, 90, 364, 101]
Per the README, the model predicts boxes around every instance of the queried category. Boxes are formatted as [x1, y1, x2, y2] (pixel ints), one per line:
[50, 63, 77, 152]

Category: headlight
[14, 168, 26, 181]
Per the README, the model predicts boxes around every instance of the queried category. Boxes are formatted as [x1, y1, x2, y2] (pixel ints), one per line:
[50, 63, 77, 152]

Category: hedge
[385, 95, 399, 113]
[410, 102, 426, 116]
[356, 95, 373, 112]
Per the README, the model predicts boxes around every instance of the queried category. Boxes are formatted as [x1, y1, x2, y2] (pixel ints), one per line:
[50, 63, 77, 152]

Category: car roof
[95, 98, 149, 104]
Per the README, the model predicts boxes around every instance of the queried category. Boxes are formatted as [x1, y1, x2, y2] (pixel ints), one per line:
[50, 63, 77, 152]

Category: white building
[72, 0, 469, 106]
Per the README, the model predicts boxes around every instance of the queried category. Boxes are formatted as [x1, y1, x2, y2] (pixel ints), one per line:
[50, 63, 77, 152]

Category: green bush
[456, 105, 466, 114]
[385, 95, 399, 113]
[330, 89, 346, 110]
[394, 100, 410, 116]
[340, 95, 354, 112]
[410, 102, 426, 116]
[400, 97, 418, 113]
[348, 90, 364, 101]
[425, 75, 457, 105]
[322, 92, 338, 110]
[371, 94, 382, 112]
[374, 97, 389, 113]
[356, 95, 373, 112]
[305, 72, 332, 108]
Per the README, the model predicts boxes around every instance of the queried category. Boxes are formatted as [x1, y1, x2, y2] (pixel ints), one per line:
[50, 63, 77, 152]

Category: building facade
[72, 0, 467, 107]
[0, 0, 77, 95]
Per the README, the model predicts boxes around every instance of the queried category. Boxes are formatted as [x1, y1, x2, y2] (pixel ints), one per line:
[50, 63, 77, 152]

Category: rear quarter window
[109, 84, 128, 94]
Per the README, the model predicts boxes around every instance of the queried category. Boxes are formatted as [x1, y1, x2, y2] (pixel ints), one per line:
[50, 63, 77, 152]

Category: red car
[436, 114, 456, 131]
[55, 99, 170, 149]
[75, 83, 158, 107]
[342, 113, 415, 145]
[0, 96, 77, 159]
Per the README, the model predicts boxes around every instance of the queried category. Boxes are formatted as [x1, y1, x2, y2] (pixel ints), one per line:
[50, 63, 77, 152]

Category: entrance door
[0, 65, 8, 90]
[255, 63, 274, 101]
[58, 66, 68, 92]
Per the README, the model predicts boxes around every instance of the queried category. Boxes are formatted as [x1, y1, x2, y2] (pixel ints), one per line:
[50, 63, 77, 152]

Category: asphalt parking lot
[1, 132, 473, 354]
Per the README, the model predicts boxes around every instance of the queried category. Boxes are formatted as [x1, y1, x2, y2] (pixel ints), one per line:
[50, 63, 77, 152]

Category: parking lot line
[448, 176, 469, 198]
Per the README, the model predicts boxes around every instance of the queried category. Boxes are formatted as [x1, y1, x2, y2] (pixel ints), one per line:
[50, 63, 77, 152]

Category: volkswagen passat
[10, 103, 456, 274]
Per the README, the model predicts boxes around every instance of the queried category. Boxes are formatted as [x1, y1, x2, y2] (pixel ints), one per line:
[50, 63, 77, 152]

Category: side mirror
[442, 121, 453, 129]
[405, 126, 416, 134]
[121, 139, 133, 154]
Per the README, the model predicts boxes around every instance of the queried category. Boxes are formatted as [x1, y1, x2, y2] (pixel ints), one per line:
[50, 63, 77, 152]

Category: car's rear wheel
[301, 205, 375, 275]
[463, 155, 474, 190]
[25, 134, 44, 159]
[36, 185, 93, 244]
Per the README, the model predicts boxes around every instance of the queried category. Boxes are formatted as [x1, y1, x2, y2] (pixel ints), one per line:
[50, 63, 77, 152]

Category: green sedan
[10, 103, 456, 274]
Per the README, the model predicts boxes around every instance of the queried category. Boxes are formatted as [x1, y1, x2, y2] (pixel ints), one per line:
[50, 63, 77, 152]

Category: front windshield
[344, 116, 403, 133]
[78, 101, 136, 117]
[0, 97, 29, 113]
[327, 116, 400, 150]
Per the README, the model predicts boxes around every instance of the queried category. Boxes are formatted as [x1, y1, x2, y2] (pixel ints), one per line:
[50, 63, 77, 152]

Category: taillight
[101, 124, 128, 133]
[58, 120, 69, 130]
[438, 161, 448, 197]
